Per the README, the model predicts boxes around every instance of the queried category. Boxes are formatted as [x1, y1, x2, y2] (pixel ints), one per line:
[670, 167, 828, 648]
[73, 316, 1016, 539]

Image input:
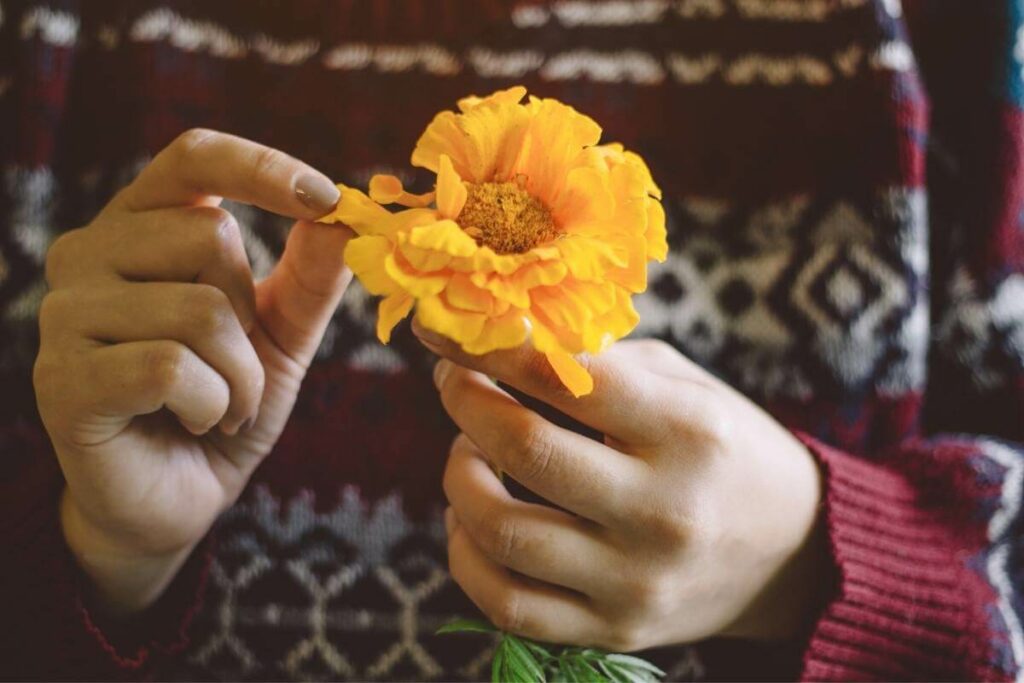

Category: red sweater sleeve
[0, 422, 213, 680]
[795, 433, 1018, 681]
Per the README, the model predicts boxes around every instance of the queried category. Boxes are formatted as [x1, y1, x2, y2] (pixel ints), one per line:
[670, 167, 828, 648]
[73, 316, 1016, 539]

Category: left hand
[415, 326, 827, 651]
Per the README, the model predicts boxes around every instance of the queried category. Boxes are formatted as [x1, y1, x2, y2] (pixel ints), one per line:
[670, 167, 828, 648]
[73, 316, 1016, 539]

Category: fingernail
[433, 359, 453, 388]
[412, 319, 445, 348]
[295, 173, 340, 214]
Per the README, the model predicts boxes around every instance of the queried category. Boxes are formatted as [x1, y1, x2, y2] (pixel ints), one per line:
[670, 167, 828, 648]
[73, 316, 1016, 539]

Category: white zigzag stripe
[513, 0, 873, 25]
[540, 49, 666, 84]
[983, 440, 1024, 681]
[10, 5, 913, 86]
[19, 6, 78, 46]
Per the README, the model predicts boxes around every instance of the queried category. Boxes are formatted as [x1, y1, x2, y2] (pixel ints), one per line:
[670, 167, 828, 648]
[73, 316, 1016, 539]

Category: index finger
[433, 359, 645, 526]
[415, 319, 676, 446]
[115, 129, 339, 219]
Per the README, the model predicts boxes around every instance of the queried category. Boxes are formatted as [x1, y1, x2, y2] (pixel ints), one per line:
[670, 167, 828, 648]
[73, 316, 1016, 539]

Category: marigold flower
[318, 86, 667, 397]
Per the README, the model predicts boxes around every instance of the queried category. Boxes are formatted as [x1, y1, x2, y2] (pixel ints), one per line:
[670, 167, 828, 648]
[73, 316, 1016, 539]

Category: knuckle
[478, 508, 520, 563]
[603, 623, 646, 653]
[692, 393, 731, 447]
[637, 503, 691, 546]
[196, 207, 241, 256]
[511, 420, 557, 484]
[172, 128, 219, 158]
[44, 229, 83, 285]
[32, 353, 62, 403]
[251, 145, 288, 181]
[621, 572, 675, 613]
[146, 343, 189, 391]
[488, 591, 524, 633]
[186, 285, 234, 335]
[639, 338, 679, 363]
[37, 291, 70, 340]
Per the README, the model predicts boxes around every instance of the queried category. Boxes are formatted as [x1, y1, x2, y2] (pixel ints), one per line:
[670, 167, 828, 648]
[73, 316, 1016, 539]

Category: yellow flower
[318, 86, 667, 397]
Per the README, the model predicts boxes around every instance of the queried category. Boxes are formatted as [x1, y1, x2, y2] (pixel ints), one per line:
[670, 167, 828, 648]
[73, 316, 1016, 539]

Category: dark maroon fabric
[1, 1, 1023, 680]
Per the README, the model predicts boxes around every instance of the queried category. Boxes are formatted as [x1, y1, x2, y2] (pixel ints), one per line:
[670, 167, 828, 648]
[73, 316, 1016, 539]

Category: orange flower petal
[470, 271, 531, 309]
[457, 85, 528, 113]
[557, 235, 629, 281]
[416, 294, 488, 344]
[582, 288, 639, 352]
[545, 351, 593, 398]
[446, 272, 496, 314]
[398, 239, 452, 272]
[462, 310, 529, 354]
[513, 260, 568, 290]
[377, 293, 414, 343]
[437, 155, 469, 220]
[408, 219, 478, 257]
[412, 102, 531, 183]
[645, 200, 668, 262]
[369, 174, 435, 208]
[512, 98, 602, 206]
[384, 252, 449, 297]
[319, 185, 392, 236]
[553, 166, 615, 228]
[344, 236, 399, 295]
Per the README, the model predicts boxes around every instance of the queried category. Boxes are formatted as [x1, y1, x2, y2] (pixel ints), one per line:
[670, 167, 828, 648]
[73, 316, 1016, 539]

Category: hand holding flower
[417, 330, 829, 651]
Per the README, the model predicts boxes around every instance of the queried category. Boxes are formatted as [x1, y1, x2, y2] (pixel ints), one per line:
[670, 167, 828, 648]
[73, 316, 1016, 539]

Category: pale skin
[413, 323, 828, 649]
[34, 129, 827, 646]
[34, 129, 353, 616]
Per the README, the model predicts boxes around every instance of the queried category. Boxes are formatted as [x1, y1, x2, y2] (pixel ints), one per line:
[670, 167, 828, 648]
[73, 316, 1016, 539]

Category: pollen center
[457, 181, 559, 254]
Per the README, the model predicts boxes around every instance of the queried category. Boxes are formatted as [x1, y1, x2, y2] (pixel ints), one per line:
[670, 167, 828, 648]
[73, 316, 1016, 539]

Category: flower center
[457, 181, 559, 254]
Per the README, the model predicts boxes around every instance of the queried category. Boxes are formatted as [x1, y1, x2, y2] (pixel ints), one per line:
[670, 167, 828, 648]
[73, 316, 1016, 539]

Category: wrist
[723, 439, 832, 641]
[60, 490, 198, 618]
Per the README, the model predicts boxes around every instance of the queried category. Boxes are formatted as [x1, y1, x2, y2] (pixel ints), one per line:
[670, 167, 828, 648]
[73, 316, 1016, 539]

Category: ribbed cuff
[0, 441, 213, 679]
[794, 433, 1003, 681]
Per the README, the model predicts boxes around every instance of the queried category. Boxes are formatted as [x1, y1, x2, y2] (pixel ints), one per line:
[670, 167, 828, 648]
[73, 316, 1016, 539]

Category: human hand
[34, 130, 352, 615]
[417, 327, 827, 650]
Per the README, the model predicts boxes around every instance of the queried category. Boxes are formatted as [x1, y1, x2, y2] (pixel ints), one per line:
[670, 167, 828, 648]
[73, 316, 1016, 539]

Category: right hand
[33, 130, 352, 616]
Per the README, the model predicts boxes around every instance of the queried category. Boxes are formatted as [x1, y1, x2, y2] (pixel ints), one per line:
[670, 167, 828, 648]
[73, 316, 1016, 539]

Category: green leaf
[569, 656, 604, 682]
[604, 654, 665, 677]
[492, 640, 507, 683]
[556, 656, 581, 683]
[597, 662, 652, 683]
[505, 636, 546, 683]
[525, 640, 556, 662]
[436, 618, 498, 635]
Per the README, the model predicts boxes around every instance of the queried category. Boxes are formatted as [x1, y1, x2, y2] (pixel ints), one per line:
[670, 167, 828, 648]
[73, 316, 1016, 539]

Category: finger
[40, 283, 264, 435]
[38, 341, 231, 445]
[115, 129, 339, 219]
[434, 360, 645, 526]
[448, 520, 606, 645]
[60, 206, 258, 332]
[414, 320, 676, 446]
[444, 435, 614, 596]
[604, 338, 717, 385]
[255, 220, 353, 370]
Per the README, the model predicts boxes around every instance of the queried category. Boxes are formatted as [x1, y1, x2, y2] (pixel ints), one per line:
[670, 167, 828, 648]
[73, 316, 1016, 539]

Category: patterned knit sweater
[1, 1, 1023, 680]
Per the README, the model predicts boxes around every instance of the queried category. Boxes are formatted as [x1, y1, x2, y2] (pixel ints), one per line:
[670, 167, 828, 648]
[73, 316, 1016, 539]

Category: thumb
[255, 220, 353, 370]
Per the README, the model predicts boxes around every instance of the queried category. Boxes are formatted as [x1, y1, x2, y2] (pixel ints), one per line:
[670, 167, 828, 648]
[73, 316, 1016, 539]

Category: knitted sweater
[1, 1, 1023, 680]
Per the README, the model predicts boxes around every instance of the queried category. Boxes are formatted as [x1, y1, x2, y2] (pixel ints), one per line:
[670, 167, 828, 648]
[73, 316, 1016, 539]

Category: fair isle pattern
[2, 2, 1024, 680]
[2, 1, 914, 87]
[165, 487, 708, 682]
[972, 439, 1024, 678]
[936, 270, 1024, 392]
[635, 189, 928, 400]
[0, 169, 931, 403]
